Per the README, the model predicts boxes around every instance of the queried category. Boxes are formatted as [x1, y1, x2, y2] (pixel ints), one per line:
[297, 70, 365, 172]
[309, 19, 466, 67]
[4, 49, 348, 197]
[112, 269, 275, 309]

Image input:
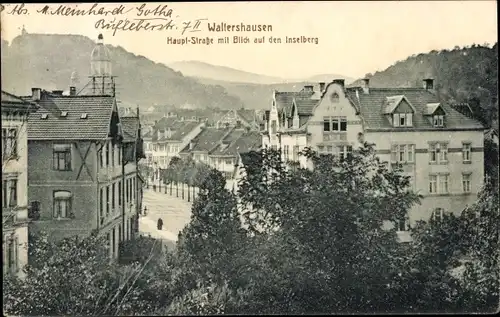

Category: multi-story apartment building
[262, 78, 485, 237]
[216, 108, 264, 130]
[150, 116, 205, 171]
[179, 126, 262, 179]
[24, 34, 144, 258]
[2, 91, 38, 278]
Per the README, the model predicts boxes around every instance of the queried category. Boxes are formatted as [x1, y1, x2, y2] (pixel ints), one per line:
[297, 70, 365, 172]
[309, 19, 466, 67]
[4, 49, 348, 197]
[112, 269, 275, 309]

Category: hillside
[169, 60, 287, 84]
[350, 44, 498, 127]
[194, 77, 333, 109]
[0, 33, 245, 110]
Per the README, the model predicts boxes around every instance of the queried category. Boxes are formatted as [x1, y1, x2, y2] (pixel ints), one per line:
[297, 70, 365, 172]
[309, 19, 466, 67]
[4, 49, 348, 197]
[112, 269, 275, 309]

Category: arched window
[53, 191, 73, 219]
[330, 92, 339, 103]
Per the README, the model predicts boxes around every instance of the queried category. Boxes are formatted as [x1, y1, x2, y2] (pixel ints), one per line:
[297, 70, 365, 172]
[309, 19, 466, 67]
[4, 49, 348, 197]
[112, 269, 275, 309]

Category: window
[462, 173, 471, 193]
[225, 159, 233, 165]
[5, 236, 18, 275]
[462, 143, 471, 162]
[429, 142, 448, 164]
[429, 175, 437, 193]
[105, 142, 110, 166]
[112, 183, 116, 210]
[99, 148, 104, 168]
[439, 174, 449, 193]
[393, 113, 413, 127]
[106, 186, 110, 215]
[112, 227, 116, 257]
[100, 188, 104, 218]
[432, 208, 444, 222]
[53, 144, 72, 171]
[396, 218, 409, 231]
[331, 92, 339, 103]
[53, 191, 72, 219]
[118, 181, 122, 206]
[390, 144, 415, 163]
[292, 145, 300, 161]
[29, 201, 41, 220]
[2, 128, 18, 160]
[283, 145, 290, 161]
[271, 145, 278, 151]
[324, 116, 347, 132]
[433, 115, 444, 127]
[271, 120, 277, 134]
[126, 179, 130, 203]
[119, 225, 122, 244]
[2, 178, 18, 208]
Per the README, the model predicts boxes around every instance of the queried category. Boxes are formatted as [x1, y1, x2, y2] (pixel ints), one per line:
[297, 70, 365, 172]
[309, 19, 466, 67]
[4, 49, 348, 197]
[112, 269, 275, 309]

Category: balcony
[2, 206, 28, 226]
[323, 132, 347, 142]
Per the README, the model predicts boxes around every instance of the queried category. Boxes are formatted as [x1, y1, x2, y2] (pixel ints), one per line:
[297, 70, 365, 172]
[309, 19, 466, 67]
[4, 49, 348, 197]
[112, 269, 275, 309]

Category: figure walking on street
[157, 218, 163, 230]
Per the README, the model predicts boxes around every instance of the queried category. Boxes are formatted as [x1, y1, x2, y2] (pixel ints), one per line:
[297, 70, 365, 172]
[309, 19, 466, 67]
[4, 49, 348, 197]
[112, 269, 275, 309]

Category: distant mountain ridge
[169, 60, 354, 85]
[1, 33, 245, 110]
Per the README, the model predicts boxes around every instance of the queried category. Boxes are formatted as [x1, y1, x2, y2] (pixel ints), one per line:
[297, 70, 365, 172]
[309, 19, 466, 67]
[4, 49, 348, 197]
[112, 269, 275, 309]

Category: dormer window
[433, 115, 444, 127]
[60, 111, 68, 117]
[393, 113, 413, 127]
[80, 113, 88, 119]
[41, 113, 48, 119]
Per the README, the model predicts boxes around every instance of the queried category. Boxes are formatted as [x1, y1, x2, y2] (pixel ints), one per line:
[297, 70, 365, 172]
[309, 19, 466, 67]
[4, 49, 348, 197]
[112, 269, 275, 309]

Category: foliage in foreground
[3, 144, 498, 315]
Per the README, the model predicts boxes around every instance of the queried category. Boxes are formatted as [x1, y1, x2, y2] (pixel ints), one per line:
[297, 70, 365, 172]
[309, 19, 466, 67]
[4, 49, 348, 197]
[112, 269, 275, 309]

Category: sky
[1, 1, 497, 79]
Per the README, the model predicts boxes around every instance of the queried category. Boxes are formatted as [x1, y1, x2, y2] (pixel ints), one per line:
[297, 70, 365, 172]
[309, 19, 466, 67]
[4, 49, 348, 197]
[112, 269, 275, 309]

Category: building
[216, 108, 264, 130]
[149, 115, 205, 173]
[262, 78, 485, 237]
[25, 34, 144, 259]
[2, 90, 38, 278]
[179, 126, 262, 179]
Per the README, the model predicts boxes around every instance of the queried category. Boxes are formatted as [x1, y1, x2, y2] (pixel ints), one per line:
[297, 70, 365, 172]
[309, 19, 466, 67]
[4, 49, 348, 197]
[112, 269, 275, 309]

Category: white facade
[2, 100, 33, 278]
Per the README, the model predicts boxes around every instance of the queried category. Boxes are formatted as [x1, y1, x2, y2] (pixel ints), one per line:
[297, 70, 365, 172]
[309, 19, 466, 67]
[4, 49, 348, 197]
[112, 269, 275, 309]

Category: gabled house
[216, 108, 264, 130]
[180, 127, 262, 179]
[150, 116, 205, 172]
[25, 88, 143, 259]
[2, 90, 38, 278]
[262, 78, 485, 239]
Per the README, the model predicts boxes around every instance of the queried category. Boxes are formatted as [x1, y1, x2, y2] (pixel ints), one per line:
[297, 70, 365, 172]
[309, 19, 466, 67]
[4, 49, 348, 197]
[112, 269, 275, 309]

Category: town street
[138, 188, 193, 246]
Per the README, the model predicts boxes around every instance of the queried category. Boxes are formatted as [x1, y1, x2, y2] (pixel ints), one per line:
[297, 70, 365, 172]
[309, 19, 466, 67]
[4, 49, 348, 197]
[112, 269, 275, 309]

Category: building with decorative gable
[262, 78, 485, 237]
[2, 91, 38, 278]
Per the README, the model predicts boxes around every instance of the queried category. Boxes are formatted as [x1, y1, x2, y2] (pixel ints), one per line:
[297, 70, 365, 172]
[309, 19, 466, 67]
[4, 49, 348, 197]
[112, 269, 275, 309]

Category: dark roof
[210, 129, 247, 156]
[179, 127, 232, 153]
[275, 90, 316, 117]
[221, 130, 262, 157]
[345, 87, 484, 131]
[1, 90, 38, 113]
[294, 98, 317, 115]
[27, 94, 115, 140]
[120, 116, 139, 142]
[236, 109, 260, 125]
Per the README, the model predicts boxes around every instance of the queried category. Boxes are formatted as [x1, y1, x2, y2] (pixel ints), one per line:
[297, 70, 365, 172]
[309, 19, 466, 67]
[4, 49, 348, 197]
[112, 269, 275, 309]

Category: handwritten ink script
[2, 3, 208, 36]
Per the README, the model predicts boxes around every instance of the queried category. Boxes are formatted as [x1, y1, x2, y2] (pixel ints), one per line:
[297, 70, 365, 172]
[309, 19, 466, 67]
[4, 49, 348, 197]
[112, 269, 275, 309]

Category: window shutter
[407, 113, 413, 126]
[393, 114, 400, 127]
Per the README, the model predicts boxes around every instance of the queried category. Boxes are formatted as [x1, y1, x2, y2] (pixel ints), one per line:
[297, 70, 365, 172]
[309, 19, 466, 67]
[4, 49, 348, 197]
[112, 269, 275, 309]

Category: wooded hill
[350, 43, 498, 128]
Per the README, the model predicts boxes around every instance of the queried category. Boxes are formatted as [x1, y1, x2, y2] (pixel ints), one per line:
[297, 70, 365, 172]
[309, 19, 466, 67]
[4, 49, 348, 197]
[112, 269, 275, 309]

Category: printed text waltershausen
[207, 23, 272, 32]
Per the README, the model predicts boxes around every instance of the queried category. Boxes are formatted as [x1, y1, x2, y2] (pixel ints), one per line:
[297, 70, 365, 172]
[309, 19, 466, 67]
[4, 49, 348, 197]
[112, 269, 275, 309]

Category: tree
[234, 144, 422, 313]
[177, 169, 247, 287]
[3, 232, 165, 316]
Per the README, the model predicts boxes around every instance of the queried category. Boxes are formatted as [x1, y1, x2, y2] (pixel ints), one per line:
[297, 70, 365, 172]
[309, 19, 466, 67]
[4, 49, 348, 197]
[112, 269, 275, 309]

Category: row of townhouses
[253, 78, 485, 240]
[2, 34, 145, 278]
[142, 107, 264, 180]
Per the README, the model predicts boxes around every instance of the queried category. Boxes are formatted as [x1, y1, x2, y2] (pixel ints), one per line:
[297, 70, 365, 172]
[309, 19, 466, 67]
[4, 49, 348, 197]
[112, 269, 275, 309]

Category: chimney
[189, 141, 194, 150]
[69, 86, 76, 96]
[31, 88, 41, 101]
[319, 82, 326, 92]
[423, 78, 434, 90]
[362, 78, 370, 94]
[304, 85, 314, 92]
[332, 79, 345, 88]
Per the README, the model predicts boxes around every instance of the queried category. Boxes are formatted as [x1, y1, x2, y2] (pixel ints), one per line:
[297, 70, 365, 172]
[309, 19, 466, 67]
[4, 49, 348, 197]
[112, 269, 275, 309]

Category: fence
[147, 181, 200, 203]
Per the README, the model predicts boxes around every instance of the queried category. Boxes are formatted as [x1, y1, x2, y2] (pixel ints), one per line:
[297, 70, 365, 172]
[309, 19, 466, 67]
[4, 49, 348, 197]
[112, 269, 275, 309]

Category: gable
[394, 99, 414, 113]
